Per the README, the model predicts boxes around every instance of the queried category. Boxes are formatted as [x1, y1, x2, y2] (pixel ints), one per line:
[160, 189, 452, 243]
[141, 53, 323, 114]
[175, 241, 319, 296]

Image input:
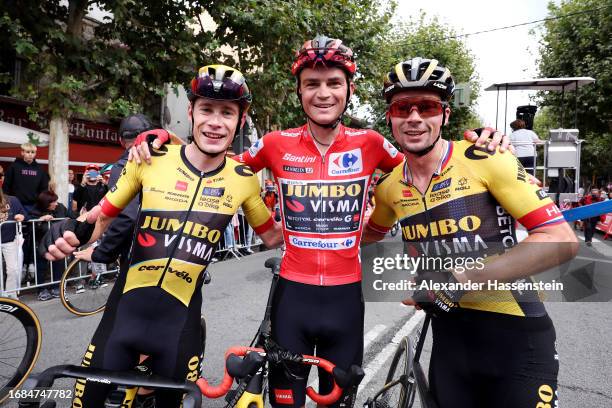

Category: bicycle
[0, 297, 42, 404]
[59, 244, 120, 316]
[198, 257, 364, 408]
[17, 364, 201, 408]
[364, 314, 438, 408]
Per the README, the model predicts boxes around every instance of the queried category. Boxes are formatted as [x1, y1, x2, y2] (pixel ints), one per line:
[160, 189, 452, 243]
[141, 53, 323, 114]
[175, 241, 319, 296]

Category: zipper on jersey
[156, 171, 204, 287]
[314, 135, 339, 286]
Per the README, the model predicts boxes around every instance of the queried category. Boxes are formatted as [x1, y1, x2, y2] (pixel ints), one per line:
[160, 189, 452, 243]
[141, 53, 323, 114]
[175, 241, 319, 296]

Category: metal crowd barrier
[215, 212, 264, 261]
[0, 218, 69, 297]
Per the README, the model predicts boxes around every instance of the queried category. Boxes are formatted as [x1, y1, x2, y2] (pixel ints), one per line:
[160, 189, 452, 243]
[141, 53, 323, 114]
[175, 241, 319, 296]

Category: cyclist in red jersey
[129, 36, 512, 408]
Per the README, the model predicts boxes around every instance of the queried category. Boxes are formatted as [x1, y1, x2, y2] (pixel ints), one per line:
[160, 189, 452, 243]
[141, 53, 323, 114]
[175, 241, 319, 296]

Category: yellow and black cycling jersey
[368, 140, 565, 317]
[100, 144, 273, 306]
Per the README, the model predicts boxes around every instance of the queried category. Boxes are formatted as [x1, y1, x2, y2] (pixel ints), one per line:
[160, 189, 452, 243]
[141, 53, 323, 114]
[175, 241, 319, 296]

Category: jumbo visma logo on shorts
[280, 178, 367, 234]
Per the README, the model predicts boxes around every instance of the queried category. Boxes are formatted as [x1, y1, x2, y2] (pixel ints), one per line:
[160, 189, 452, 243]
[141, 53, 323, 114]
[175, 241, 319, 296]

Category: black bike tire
[60, 258, 111, 316]
[200, 315, 206, 360]
[384, 336, 416, 408]
[0, 297, 43, 404]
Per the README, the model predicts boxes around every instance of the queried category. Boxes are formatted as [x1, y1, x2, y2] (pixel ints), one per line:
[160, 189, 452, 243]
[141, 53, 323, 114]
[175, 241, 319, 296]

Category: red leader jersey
[236, 124, 403, 285]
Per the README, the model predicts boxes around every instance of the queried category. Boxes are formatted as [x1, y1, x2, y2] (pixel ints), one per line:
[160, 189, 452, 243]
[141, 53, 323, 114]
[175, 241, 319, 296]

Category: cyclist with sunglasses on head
[364, 58, 578, 408]
[42, 64, 283, 408]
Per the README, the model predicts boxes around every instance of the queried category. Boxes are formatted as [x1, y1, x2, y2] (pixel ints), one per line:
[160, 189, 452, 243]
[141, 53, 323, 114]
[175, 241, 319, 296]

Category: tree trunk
[49, 116, 70, 208]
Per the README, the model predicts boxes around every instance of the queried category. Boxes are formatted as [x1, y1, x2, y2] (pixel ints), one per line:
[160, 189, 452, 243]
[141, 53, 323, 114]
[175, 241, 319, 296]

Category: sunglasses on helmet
[388, 97, 447, 119]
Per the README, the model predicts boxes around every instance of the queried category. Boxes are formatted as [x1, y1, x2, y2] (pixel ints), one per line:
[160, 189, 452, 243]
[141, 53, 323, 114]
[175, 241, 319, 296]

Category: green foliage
[537, 0, 612, 181]
[0, 1, 214, 121]
[369, 13, 481, 141]
[205, 0, 396, 133]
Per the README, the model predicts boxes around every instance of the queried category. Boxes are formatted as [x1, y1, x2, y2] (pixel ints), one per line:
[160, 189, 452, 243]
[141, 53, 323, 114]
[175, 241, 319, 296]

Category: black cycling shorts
[268, 277, 364, 408]
[72, 274, 203, 408]
[429, 309, 559, 408]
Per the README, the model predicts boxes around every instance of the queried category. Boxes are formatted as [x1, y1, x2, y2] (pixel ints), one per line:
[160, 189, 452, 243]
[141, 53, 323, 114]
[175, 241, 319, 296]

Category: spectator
[0, 165, 26, 299]
[580, 187, 605, 246]
[29, 190, 70, 300]
[509, 119, 543, 175]
[2, 142, 50, 213]
[72, 164, 108, 213]
[67, 169, 76, 214]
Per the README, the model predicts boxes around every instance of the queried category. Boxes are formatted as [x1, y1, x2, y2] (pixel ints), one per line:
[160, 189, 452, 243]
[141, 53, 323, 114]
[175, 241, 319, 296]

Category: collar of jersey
[301, 123, 346, 152]
[180, 145, 227, 178]
[402, 140, 453, 185]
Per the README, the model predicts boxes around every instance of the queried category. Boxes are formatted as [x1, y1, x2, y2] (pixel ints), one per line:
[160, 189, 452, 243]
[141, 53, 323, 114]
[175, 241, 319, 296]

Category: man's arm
[257, 220, 283, 248]
[362, 174, 397, 244]
[457, 222, 578, 284]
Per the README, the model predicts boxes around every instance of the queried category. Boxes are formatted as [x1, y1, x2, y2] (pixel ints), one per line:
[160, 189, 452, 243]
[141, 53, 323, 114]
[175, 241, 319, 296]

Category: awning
[484, 77, 595, 92]
[0, 120, 49, 147]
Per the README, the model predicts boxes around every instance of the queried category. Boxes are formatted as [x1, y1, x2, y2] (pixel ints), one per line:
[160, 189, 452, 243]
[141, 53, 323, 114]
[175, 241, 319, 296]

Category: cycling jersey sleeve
[240, 173, 274, 234]
[99, 159, 143, 218]
[475, 144, 565, 231]
[368, 173, 399, 234]
[234, 134, 269, 172]
[370, 132, 404, 172]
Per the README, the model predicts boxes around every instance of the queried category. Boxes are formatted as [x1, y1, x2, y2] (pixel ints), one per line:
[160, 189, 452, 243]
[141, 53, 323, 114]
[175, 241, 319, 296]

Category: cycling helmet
[382, 58, 455, 103]
[118, 113, 154, 140]
[291, 35, 356, 78]
[188, 64, 252, 111]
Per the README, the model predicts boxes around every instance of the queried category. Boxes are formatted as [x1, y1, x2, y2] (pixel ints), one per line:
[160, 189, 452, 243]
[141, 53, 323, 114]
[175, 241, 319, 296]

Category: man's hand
[14, 214, 25, 222]
[74, 245, 94, 262]
[463, 127, 515, 154]
[128, 129, 176, 165]
[403, 271, 464, 317]
[42, 206, 100, 261]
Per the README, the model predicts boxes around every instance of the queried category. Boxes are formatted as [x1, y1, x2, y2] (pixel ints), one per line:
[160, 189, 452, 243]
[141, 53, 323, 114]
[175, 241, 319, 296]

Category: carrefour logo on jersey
[288, 235, 356, 250]
[328, 149, 363, 176]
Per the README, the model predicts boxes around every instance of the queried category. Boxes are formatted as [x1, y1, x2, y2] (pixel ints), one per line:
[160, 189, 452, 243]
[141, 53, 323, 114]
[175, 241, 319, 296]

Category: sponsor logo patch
[282, 165, 314, 174]
[175, 181, 188, 191]
[328, 149, 363, 176]
[455, 177, 470, 191]
[288, 235, 357, 250]
[402, 189, 413, 198]
[274, 389, 295, 405]
[201, 187, 225, 197]
[464, 144, 495, 160]
[282, 153, 316, 163]
[536, 189, 548, 200]
[137, 232, 157, 247]
[432, 178, 452, 192]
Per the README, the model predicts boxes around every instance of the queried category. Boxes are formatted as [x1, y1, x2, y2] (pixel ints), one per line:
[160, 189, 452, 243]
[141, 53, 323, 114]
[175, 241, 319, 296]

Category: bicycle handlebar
[17, 365, 201, 408]
[197, 346, 362, 405]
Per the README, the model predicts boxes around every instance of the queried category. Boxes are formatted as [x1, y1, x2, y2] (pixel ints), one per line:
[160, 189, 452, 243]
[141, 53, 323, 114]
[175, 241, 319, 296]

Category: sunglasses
[388, 97, 447, 119]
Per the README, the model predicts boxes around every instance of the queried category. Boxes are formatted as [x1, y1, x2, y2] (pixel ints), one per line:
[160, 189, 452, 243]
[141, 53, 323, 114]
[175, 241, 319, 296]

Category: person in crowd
[3, 142, 50, 282]
[30, 190, 70, 300]
[2, 142, 49, 213]
[0, 165, 26, 299]
[509, 119, 543, 175]
[67, 169, 77, 216]
[580, 187, 605, 246]
[72, 164, 108, 214]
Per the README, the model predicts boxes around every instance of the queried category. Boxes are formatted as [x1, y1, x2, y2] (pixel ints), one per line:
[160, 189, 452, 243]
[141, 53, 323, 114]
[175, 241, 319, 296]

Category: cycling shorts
[429, 310, 559, 408]
[268, 278, 364, 408]
[72, 274, 203, 408]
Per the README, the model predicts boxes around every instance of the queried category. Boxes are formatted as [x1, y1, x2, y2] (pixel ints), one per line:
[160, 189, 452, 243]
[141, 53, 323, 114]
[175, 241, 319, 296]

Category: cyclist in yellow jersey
[43, 64, 282, 408]
[363, 58, 578, 408]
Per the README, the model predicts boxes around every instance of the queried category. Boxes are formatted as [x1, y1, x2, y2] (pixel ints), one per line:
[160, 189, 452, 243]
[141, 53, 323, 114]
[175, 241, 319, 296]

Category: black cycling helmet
[382, 58, 455, 103]
[118, 114, 154, 140]
[188, 64, 252, 111]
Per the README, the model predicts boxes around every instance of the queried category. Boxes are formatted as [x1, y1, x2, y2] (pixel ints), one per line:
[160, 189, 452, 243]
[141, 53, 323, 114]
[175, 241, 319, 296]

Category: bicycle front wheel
[60, 258, 118, 316]
[0, 297, 42, 404]
[373, 336, 415, 408]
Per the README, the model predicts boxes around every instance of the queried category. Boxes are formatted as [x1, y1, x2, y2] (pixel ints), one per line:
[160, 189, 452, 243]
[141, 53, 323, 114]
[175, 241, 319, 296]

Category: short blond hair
[21, 142, 37, 151]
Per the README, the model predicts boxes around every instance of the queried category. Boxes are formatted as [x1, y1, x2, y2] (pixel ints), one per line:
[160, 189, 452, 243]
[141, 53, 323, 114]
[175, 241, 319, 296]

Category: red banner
[0, 99, 120, 145]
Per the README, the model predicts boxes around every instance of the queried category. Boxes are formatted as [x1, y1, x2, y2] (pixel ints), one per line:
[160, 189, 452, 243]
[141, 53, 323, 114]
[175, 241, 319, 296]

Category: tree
[537, 0, 612, 184]
[205, 0, 396, 135]
[369, 13, 481, 141]
[0, 1, 213, 202]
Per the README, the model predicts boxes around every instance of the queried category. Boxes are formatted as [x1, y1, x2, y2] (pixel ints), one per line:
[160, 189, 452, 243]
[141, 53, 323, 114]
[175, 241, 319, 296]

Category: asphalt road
[3, 230, 611, 407]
